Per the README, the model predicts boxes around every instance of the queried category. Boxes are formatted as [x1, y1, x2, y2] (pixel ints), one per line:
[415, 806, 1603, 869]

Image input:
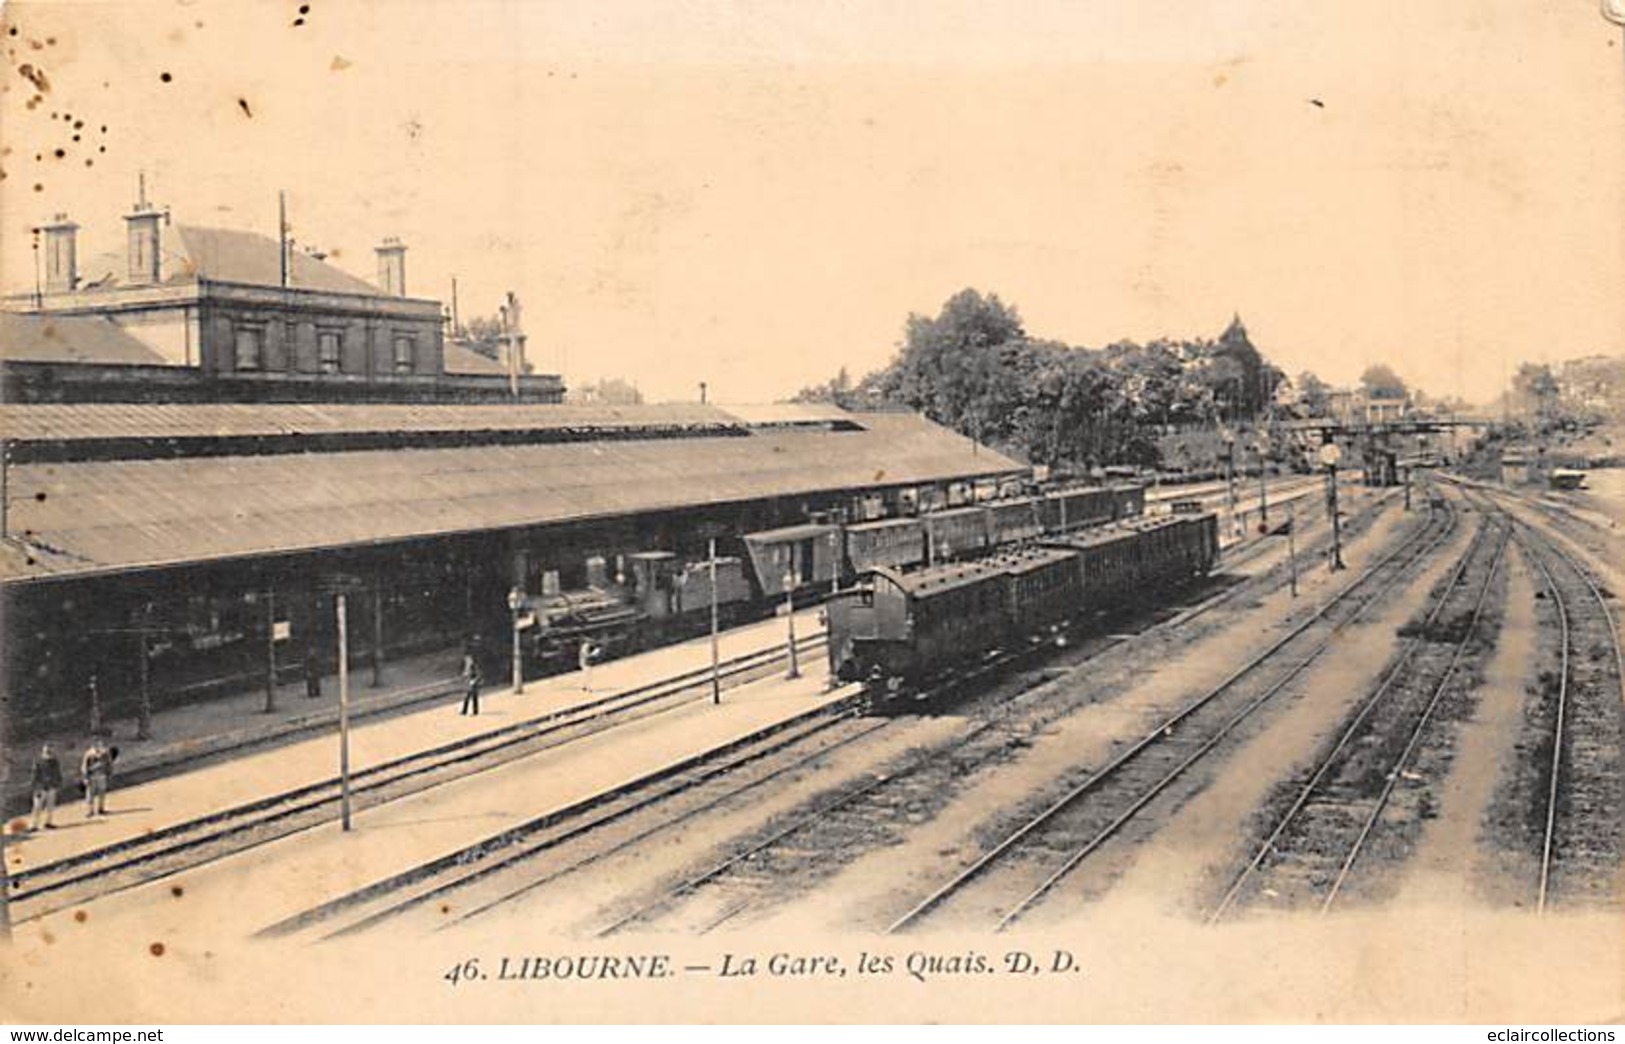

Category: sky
[2, 0, 1622, 405]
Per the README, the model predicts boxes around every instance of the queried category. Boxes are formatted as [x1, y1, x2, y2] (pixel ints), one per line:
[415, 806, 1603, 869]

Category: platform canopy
[0, 408, 1025, 583]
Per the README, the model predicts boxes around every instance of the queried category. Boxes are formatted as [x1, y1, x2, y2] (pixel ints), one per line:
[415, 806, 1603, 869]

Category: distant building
[2, 193, 563, 404]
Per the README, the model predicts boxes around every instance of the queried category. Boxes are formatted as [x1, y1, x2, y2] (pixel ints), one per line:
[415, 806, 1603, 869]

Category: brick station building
[2, 194, 562, 404]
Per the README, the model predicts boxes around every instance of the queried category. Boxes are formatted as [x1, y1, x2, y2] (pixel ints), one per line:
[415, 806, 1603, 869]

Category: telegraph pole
[784, 567, 800, 681]
[709, 538, 721, 704]
[1256, 432, 1270, 530]
[1287, 503, 1299, 597]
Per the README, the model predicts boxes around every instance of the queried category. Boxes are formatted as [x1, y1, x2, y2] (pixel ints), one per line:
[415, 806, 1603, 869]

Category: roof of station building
[0, 407, 1026, 584]
[69, 224, 387, 298]
[0, 312, 170, 366]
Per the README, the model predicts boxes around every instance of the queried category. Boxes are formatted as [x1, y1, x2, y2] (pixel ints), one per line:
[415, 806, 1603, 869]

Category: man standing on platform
[579, 638, 598, 693]
[460, 649, 483, 716]
[30, 743, 62, 830]
[80, 737, 112, 817]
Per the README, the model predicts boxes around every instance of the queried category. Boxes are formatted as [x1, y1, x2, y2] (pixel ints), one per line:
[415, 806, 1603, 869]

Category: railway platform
[3, 605, 828, 873]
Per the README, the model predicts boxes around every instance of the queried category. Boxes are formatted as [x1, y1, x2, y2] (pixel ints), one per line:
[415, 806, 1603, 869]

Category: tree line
[792, 288, 1312, 470]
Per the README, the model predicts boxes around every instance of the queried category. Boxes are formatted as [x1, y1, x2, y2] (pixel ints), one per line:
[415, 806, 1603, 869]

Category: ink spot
[293, 18, 304, 26]
[73, 910, 88, 923]
[46, 36, 55, 46]
[53, 148, 63, 159]
[159, 72, 172, 83]
[300, 4, 311, 12]
[18, 63, 50, 92]
[34, 491, 46, 502]
[33, 183, 43, 192]
[73, 119, 82, 129]
[149, 942, 166, 957]
[72, 134, 79, 142]
[98, 146, 106, 153]
[237, 97, 252, 117]
[170, 885, 185, 898]
[7, 28, 17, 37]
[84, 159, 92, 167]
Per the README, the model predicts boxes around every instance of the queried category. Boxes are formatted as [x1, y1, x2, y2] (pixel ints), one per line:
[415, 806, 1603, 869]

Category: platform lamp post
[319, 573, 363, 831]
[783, 569, 800, 680]
[1320, 441, 1346, 572]
[337, 592, 353, 830]
[708, 538, 721, 705]
[1256, 432, 1270, 531]
[508, 586, 526, 695]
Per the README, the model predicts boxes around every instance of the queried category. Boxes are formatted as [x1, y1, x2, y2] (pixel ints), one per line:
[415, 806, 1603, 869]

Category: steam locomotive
[824, 509, 1220, 699]
[521, 482, 1147, 667]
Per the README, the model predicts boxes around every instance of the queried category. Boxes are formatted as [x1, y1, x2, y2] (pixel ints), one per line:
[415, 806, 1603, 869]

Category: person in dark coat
[304, 653, 322, 699]
[30, 743, 63, 830]
[460, 651, 483, 715]
[81, 737, 113, 817]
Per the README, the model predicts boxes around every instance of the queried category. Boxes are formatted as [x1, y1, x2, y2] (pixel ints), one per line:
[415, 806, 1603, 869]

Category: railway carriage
[988, 496, 1044, 546]
[827, 509, 1219, 696]
[922, 505, 994, 562]
[742, 522, 843, 597]
[844, 517, 927, 574]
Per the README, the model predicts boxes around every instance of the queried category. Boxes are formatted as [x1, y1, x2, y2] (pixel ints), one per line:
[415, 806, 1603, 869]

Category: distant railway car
[1037, 485, 1119, 533]
[1550, 468, 1588, 490]
[923, 505, 993, 562]
[845, 517, 926, 574]
[743, 523, 842, 597]
[988, 496, 1044, 545]
[1110, 482, 1147, 519]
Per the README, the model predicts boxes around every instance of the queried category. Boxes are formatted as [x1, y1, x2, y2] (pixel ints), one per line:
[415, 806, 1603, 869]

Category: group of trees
[793, 288, 1291, 470]
[1509, 357, 1623, 431]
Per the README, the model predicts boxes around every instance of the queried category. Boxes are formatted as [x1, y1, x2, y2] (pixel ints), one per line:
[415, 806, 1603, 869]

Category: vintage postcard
[1, 0, 1622, 1026]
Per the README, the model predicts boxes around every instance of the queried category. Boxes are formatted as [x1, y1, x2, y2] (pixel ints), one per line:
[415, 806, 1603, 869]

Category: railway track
[577, 487, 1438, 937]
[1207, 504, 1509, 921]
[6, 632, 826, 922]
[1501, 505, 1624, 910]
[256, 696, 884, 940]
[247, 479, 1402, 940]
[879, 485, 1462, 934]
[1443, 477, 1625, 909]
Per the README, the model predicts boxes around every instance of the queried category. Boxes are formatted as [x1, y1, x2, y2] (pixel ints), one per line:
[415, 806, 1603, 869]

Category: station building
[0, 401, 1026, 740]
[2, 194, 563, 404]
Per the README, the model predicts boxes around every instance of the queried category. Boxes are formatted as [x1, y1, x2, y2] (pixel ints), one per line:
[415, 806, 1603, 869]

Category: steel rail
[886, 489, 1457, 935]
[1206, 500, 1494, 924]
[1318, 518, 1510, 913]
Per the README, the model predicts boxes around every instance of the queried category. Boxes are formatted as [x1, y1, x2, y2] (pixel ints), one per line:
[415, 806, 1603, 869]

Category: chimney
[124, 199, 164, 286]
[375, 237, 407, 297]
[41, 213, 79, 293]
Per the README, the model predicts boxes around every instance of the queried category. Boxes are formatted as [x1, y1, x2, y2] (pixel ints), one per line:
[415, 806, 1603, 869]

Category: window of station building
[393, 334, 417, 374]
[234, 324, 265, 371]
[317, 330, 343, 374]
